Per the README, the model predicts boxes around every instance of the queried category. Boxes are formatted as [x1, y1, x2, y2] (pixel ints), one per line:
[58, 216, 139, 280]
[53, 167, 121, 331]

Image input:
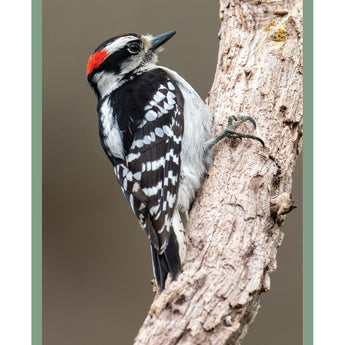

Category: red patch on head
[86, 49, 109, 75]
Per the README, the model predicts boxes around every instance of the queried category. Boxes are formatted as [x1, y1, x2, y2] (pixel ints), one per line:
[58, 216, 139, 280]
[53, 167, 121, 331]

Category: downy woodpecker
[87, 30, 263, 291]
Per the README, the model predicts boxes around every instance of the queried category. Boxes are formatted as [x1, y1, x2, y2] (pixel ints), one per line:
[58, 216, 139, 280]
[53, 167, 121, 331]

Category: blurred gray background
[43, 0, 302, 344]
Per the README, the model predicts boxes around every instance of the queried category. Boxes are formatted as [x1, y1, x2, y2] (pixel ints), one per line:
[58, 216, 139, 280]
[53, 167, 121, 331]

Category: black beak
[151, 30, 176, 51]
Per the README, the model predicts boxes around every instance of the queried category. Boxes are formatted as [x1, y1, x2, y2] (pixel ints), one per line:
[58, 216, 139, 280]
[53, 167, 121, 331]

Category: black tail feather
[151, 231, 181, 291]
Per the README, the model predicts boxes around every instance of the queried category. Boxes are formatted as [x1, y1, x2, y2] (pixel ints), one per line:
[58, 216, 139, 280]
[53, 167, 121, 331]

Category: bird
[86, 30, 263, 291]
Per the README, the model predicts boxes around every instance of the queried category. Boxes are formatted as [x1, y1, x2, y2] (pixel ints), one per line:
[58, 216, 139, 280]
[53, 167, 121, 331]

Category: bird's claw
[203, 115, 264, 152]
[228, 115, 257, 130]
[225, 115, 264, 146]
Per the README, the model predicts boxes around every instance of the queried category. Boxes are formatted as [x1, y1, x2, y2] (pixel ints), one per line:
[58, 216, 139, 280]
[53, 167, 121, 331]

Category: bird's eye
[128, 42, 140, 54]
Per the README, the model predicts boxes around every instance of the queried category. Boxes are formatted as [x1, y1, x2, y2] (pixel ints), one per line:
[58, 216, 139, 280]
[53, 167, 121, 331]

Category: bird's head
[87, 30, 176, 96]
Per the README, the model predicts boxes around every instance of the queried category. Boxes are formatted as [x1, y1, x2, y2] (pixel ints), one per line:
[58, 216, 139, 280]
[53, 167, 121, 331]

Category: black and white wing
[114, 74, 184, 254]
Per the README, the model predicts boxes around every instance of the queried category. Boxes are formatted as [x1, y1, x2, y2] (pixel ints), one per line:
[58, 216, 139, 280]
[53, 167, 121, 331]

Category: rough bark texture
[134, 0, 303, 344]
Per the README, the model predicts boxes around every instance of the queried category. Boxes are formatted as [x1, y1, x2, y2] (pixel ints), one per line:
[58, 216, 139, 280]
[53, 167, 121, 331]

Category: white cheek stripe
[94, 71, 125, 99]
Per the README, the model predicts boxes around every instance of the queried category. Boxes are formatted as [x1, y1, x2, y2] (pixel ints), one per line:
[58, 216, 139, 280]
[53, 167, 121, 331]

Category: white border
[1, 1, 344, 344]
[314, 1, 345, 344]
[0, 1, 32, 344]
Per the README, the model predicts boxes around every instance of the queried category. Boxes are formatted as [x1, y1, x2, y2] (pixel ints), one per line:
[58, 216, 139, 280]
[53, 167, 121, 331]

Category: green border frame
[32, 1, 312, 344]
[32, 0, 42, 344]
[303, 0, 313, 344]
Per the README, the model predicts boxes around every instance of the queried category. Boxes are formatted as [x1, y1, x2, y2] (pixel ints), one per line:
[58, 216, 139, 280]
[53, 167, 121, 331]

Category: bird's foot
[204, 115, 264, 151]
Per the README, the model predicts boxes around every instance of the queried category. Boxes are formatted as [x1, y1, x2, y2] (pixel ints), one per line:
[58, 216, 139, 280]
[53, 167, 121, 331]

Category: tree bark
[134, 0, 303, 344]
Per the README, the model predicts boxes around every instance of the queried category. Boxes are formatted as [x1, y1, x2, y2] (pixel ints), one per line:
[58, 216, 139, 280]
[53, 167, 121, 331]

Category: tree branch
[134, 0, 303, 344]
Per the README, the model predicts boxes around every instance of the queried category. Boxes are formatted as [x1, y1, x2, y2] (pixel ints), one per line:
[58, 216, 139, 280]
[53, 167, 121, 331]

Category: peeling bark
[134, 0, 303, 344]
